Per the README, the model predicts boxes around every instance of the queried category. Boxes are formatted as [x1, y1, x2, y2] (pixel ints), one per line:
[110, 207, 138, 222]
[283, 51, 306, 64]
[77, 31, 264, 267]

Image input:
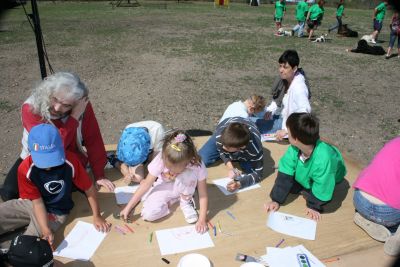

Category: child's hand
[96, 177, 115, 192]
[306, 208, 321, 221]
[264, 201, 280, 213]
[41, 228, 54, 249]
[226, 180, 240, 192]
[93, 216, 112, 233]
[120, 207, 132, 222]
[195, 219, 208, 234]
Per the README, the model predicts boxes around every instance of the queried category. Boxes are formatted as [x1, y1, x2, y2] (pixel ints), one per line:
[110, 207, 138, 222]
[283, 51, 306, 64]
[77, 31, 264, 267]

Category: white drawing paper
[114, 185, 139, 204]
[267, 211, 317, 240]
[53, 221, 107, 261]
[155, 225, 214, 255]
[261, 245, 325, 267]
[213, 177, 261, 196]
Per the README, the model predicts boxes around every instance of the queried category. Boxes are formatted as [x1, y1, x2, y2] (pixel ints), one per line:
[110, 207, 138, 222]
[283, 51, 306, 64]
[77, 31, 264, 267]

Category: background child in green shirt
[292, 0, 309, 37]
[306, 0, 325, 40]
[274, 0, 286, 32]
[371, 1, 388, 44]
[265, 113, 346, 221]
[328, 0, 345, 34]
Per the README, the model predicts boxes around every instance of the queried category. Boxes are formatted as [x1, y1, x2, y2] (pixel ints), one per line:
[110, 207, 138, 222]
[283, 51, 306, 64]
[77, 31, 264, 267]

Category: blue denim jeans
[250, 114, 283, 135]
[389, 30, 400, 48]
[293, 21, 305, 37]
[328, 16, 342, 32]
[353, 189, 400, 232]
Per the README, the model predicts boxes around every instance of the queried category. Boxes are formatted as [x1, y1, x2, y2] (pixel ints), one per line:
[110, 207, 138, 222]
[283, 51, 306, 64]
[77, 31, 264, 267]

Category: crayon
[275, 238, 285, 248]
[217, 221, 222, 233]
[149, 232, 153, 243]
[161, 258, 170, 264]
[213, 226, 217, 236]
[322, 257, 340, 263]
[226, 210, 236, 220]
[124, 224, 134, 233]
[114, 226, 126, 235]
[115, 225, 129, 234]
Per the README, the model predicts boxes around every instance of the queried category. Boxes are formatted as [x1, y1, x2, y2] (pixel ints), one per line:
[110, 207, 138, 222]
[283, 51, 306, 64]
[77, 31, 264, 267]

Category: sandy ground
[0, 2, 399, 183]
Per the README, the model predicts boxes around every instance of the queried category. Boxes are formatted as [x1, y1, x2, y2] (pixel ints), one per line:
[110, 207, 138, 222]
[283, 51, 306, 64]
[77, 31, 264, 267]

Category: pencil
[322, 257, 340, 263]
[275, 238, 285, 248]
[124, 224, 134, 233]
[114, 226, 126, 235]
[226, 210, 236, 220]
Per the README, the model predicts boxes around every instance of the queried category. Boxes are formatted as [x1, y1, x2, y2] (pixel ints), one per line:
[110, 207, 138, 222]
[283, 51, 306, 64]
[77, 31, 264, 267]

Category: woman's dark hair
[278, 50, 300, 68]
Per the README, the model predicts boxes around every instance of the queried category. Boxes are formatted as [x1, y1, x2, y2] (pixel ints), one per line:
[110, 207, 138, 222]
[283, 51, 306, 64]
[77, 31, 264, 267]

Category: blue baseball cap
[117, 127, 151, 166]
[28, 124, 65, 168]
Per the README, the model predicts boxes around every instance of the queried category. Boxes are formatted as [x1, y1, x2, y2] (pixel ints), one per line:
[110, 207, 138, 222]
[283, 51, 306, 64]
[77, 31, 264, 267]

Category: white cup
[177, 253, 211, 267]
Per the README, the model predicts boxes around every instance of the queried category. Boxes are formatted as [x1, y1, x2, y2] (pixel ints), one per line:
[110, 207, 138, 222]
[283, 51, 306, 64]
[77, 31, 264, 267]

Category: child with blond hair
[120, 130, 208, 233]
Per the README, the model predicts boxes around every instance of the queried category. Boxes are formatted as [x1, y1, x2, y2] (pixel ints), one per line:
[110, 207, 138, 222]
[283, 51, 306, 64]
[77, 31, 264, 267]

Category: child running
[274, 0, 286, 33]
[120, 130, 208, 233]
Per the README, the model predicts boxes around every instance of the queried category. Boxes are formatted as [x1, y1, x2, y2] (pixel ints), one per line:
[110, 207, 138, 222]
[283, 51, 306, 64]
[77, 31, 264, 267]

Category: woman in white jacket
[256, 50, 311, 140]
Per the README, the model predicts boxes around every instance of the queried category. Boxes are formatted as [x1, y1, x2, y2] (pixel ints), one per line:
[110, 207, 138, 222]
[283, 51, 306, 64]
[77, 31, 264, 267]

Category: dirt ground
[0, 2, 399, 184]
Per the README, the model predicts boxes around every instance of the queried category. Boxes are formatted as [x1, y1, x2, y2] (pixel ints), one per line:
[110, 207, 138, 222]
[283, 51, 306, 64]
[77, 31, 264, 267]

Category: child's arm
[232, 150, 264, 190]
[85, 185, 111, 232]
[32, 198, 54, 246]
[120, 173, 158, 221]
[195, 179, 208, 234]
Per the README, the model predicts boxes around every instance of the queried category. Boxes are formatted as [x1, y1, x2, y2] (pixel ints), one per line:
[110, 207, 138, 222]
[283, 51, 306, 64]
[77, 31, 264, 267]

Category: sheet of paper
[262, 245, 325, 267]
[261, 133, 277, 141]
[114, 185, 139, 204]
[267, 211, 317, 240]
[155, 225, 214, 255]
[53, 221, 107, 261]
[213, 177, 261, 196]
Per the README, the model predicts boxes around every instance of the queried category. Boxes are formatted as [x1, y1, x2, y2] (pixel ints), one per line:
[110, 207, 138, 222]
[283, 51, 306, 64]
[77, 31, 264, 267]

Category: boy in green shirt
[292, 0, 309, 37]
[306, 0, 325, 40]
[265, 113, 346, 221]
[371, 1, 388, 44]
[274, 0, 286, 33]
[328, 0, 345, 33]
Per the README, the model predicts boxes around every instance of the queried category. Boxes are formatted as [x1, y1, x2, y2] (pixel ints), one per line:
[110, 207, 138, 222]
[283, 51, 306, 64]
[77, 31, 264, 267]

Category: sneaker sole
[354, 212, 391, 242]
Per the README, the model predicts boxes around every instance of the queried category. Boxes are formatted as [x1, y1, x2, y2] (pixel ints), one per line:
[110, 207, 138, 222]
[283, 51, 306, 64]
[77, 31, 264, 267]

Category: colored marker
[124, 224, 134, 233]
[275, 238, 285, 248]
[213, 226, 217, 236]
[161, 257, 170, 264]
[149, 232, 153, 243]
[226, 210, 236, 220]
[114, 226, 126, 235]
[322, 257, 340, 263]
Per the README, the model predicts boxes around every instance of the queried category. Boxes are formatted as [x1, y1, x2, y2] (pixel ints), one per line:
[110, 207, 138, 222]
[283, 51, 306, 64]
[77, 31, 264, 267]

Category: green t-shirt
[308, 3, 324, 21]
[375, 2, 386, 22]
[296, 1, 309, 22]
[336, 4, 344, 17]
[275, 1, 286, 19]
[278, 140, 346, 201]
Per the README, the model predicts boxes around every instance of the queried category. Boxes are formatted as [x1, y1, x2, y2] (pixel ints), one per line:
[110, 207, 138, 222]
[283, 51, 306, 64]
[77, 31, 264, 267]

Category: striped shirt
[215, 117, 264, 188]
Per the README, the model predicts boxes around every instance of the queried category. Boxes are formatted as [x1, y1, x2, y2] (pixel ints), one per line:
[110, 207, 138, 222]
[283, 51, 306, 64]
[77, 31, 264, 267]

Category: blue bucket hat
[28, 124, 65, 168]
[117, 127, 151, 166]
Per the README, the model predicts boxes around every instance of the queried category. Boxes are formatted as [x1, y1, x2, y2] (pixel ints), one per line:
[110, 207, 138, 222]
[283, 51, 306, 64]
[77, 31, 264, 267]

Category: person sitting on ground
[255, 50, 311, 140]
[328, 0, 345, 34]
[386, 11, 400, 59]
[119, 130, 208, 233]
[292, 0, 309, 38]
[274, 0, 286, 33]
[353, 136, 400, 257]
[264, 113, 346, 221]
[219, 95, 266, 124]
[108, 121, 165, 184]
[199, 117, 264, 192]
[0, 72, 115, 202]
[371, 0, 388, 44]
[0, 124, 111, 249]
[306, 0, 325, 40]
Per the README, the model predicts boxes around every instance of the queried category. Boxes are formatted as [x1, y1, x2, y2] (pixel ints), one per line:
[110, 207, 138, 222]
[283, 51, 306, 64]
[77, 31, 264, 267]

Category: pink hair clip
[175, 133, 186, 143]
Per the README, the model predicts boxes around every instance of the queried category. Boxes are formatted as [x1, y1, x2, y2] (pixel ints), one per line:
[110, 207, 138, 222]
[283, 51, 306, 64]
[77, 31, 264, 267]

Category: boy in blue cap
[0, 124, 111, 248]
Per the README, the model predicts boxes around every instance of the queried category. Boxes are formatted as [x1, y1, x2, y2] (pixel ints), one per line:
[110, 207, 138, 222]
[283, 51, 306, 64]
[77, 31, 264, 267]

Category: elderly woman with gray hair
[0, 72, 115, 201]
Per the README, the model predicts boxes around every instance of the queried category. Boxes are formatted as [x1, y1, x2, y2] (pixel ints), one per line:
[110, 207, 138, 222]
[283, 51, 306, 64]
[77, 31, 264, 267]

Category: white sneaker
[371, 39, 377, 44]
[180, 198, 198, 224]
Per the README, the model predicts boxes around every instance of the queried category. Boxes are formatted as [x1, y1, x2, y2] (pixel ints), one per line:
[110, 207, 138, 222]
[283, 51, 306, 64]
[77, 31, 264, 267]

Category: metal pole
[30, 0, 47, 79]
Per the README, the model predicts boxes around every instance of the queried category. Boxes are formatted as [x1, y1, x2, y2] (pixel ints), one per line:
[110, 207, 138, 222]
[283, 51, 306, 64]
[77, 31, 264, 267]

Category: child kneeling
[265, 113, 346, 220]
[120, 130, 208, 233]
